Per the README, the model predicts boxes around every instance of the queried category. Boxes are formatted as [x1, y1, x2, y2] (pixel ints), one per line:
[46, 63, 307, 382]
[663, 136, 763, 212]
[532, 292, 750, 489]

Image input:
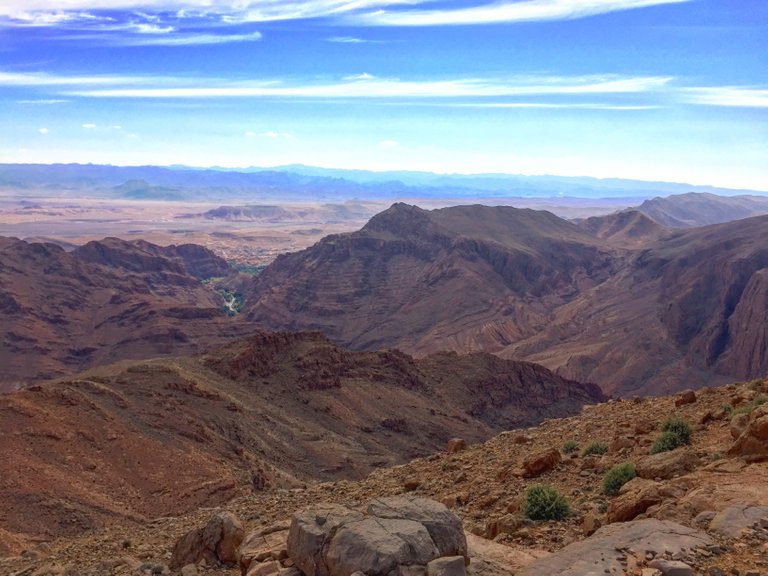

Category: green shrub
[661, 417, 692, 444]
[722, 403, 733, 415]
[650, 430, 683, 454]
[581, 441, 608, 456]
[562, 440, 578, 454]
[602, 463, 636, 496]
[749, 379, 765, 391]
[523, 484, 570, 521]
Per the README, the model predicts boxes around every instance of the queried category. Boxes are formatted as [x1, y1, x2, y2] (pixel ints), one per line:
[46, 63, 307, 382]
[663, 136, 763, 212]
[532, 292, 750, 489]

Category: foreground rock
[519, 519, 712, 575]
[286, 497, 467, 576]
[170, 511, 244, 569]
[728, 406, 768, 462]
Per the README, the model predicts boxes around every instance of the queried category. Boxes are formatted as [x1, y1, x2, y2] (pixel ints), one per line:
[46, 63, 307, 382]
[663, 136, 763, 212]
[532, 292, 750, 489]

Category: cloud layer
[0, 0, 694, 28]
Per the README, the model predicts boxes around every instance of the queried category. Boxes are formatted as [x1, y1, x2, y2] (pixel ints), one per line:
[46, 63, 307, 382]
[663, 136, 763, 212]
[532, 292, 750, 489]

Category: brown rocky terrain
[0, 330, 603, 552]
[0, 236, 251, 390]
[3, 376, 766, 576]
[243, 204, 768, 396]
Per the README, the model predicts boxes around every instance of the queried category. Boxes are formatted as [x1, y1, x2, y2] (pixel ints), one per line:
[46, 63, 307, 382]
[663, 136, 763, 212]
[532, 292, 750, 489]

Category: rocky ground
[2, 378, 767, 576]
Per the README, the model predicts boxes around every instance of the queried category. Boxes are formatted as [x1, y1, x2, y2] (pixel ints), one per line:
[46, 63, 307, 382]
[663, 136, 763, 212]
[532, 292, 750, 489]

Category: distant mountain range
[1, 163, 765, 202]
[2, 194, 768, 396]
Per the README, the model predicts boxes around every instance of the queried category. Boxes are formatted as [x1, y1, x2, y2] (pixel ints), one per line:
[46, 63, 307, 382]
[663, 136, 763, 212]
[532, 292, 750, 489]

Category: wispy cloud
[60, 74, 672, 98]
[683, 87, 768, 108]
[326, 36, 380, 43]
[16, 98, 69, 104]
[0, 0, 691, 28]
[82, 123, 97, 128]
[352, 0, 694, 26]
[110, 30, 263, 46]
[38, 127, 49, 134]
[0, 70, 154, 86]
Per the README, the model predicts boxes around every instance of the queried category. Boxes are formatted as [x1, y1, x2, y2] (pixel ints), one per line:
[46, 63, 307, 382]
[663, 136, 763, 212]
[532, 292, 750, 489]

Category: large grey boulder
[367, 497, 468, 560]
[287, 497, 467, 576]
[326, 517, 438, 576]
[287, 504, 364, 576]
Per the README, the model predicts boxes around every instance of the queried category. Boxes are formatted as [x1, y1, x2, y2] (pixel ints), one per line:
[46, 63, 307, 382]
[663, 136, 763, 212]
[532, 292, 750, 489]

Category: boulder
[326, 517, 439, 576]
[674, 390, 697, 406]
[647, 559, 694, 576]
[426, 556, 466, 576]
[237, 528, 289, 575]
[447, 439, 467, 454]
[287, 498, 467, 576]
[707, 505, 768, 538]
[367, 497, 468, 560]
[521, 448, 561, 478]
[636, 448, 701, 480]
[287, 504, 364, 576]
[730, 412, 751, 439]
[607, 478, 662, 523]
[727, 406, 768, 462]
[171, 511, 244, 569]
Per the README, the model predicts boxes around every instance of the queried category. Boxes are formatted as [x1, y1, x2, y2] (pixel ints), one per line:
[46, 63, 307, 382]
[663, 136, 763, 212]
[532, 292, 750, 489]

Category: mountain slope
[244, 205, 768, 396]
[244, 203, 617, 354]
[0, 331, 604, 544]
[577, 209, 669, 247]
[637, 192, 768, 228]
[0, 237, 245, 389]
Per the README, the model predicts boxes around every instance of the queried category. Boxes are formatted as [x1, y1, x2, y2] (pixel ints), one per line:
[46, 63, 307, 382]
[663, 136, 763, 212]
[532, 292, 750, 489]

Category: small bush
[650, 430, 683, 454]
[582, 441, 608, 456]
[562, 440, 578, 454]
[602, 463, 636, 496]
[523, 484, 570, 521]
[722, 403, 733, 415]
[661, 417, 692, 445]
[749, 379, 765, 391]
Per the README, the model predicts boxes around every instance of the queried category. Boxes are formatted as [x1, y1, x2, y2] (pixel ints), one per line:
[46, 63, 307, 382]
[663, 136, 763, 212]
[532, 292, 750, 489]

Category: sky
[0, 0, 766, 190]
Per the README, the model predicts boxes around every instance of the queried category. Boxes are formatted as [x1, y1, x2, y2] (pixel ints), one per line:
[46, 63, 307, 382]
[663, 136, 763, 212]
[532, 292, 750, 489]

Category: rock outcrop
[286, 497, 466, 576]
[727, 405, 768, 462]
[170, 512, 244, 569]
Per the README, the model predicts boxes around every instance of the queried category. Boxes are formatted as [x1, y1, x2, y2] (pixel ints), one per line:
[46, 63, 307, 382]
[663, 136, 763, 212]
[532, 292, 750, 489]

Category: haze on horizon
[1, 0, 766, 191]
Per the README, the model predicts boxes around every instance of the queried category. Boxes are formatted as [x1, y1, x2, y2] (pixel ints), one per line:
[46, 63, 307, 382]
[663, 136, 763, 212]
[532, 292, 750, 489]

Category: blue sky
[0, 0, 766, 190]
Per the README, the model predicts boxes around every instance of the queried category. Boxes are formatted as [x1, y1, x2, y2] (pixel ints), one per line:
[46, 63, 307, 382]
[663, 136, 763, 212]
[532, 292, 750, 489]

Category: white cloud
[131, 22, 175, 33]
[352, 0, 693, 26]
[38, 127, 49, 134]
[343, 72, 376, 81]
[683, 87, 768, 108]
[380, 139, 399, 147]
[327, 36, 379, 43]
[63, 74, 672, 98]
[82, 122, 97, 128]
[112, 31, 262, 46]
[16, 99, 68, 104]
[244, 130, 257, 137]
[0, 70, 154, 86]
[0, 0, 689, 27]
